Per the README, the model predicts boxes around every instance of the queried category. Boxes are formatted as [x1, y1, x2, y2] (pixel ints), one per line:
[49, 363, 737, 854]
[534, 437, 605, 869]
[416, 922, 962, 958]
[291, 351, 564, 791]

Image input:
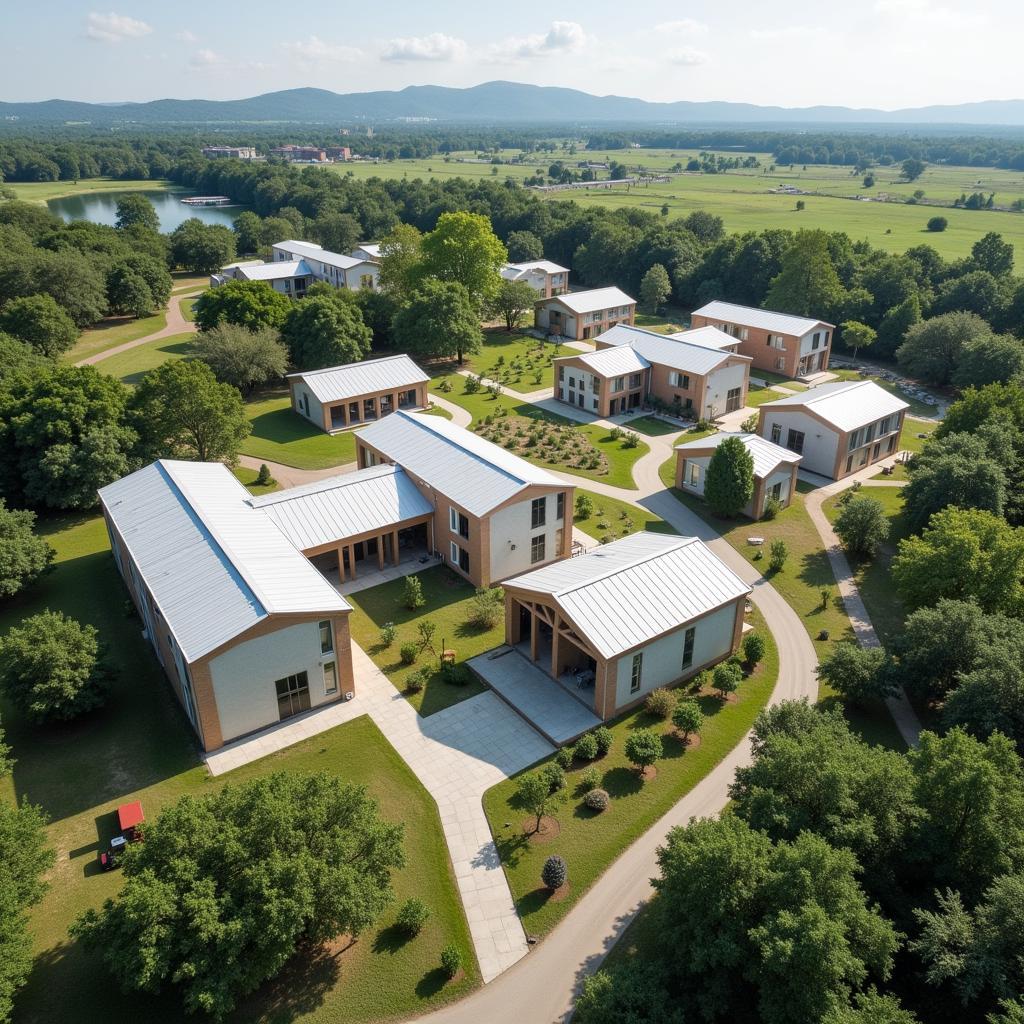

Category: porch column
[377, 534, 385, 570]
[391, 390, 400, 415]
[530, 606, 539, 662]
[372, 395, 381, 419]
[426, 519, 434, 556]
[550, 610, 562, 678]
[347, 544, 356, 579]
[391, 529, 400, 566]
[336, 544, 347, 582]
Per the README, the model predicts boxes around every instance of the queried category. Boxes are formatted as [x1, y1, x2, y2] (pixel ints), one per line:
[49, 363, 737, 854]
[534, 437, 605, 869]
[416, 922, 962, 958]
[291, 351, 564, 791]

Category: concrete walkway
[236, 455, 356, 490]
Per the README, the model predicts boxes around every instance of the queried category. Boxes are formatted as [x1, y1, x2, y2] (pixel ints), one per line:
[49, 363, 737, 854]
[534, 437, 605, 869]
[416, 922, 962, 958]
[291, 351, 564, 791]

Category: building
[553, 324, 751, 418]
[500, 260, 570, 298]
[201, 146, 258, 160]
[673, 432, 802, 518]
[288, 355, 430, 433]
[272, 240, 379, 291]
[98, 460, 354, 753]
[270, 145, 328, 162]
[325, 146, 352, 161]
[535, 287, 636, 341]
[502, 532, 751, 720]
[351, 243, 382, 262]
[355, 411, 574, 587]
[757, 380, 909, 480]
[690, 300, 835, 379]
[210, 259, 312, 297]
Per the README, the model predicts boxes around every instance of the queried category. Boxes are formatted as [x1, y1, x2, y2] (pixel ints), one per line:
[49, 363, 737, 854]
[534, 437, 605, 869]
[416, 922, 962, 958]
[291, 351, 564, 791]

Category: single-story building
[210, 259, 312, 298]
[553, 324, 751, 418]
[690, 300, 835, 379]
[535, 287, 636, 341]
[355, 410, 574, 587]
[288, 354, 430, 433]
[502, 532, 751, 720]
[673, 432, 802, 518]
[757, 380, 909, 480]
[500, 260, 570, 298]
[272, 240, 380, 291]
[98, 460, 354, 753]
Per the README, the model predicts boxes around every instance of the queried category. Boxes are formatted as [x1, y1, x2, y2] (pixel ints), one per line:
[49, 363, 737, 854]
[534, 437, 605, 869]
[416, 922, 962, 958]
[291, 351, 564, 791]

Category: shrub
[416, 619, 437, 652]
[609, 426, 624, 440]
[399, 643, 418, 665]
[380, 622, 396, 647]
[555, 746, 574, 769]
[622, 431, 640, 449]
[440, 944, 462, 979]
[574, 732, 598, 760]
[403, 575, 425, 610]
[927, 215, 949, 232]
[762, 496, 781, 520]
[463, 375, 481, 394]
[593, 726, 613, 756]
[467, 586, 503, 629]
[440, 661, 472, 686]
[581, 766, 601, 791]
[541, 762, 566, 793]
[741, 413, 759, 432]
[743, 631, 767, 668]
[834, 495, 890, 558]
[768, 539, 789, 572]
[541, 854, 568, 891]
[255, 463, 273, 487]
[575, 494, 594, 519]
[672, 699, 704, 740]
[816, 643, 895, 706]
[395, 897, 430, 936]
[436, 377, 453, 393]
[645, 688, 674, 719]
[516, 770, 562, 831]
[405, 668, 427, 693]
[624, 729, 661, 773]
[714, 662, 742, 698]
[584, 788, 610, 812]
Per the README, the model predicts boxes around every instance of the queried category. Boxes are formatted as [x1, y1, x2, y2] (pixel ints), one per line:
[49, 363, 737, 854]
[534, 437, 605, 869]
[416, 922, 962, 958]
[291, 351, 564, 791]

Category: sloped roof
[236, 260, 311, 281]
[249, 465, 434, 552]
[288, 355, 430, 404]
[567, 344, 649, 377]
[671, 325, 739, 350]
[674, 431, 802, 477]
[760, 380, 908, 431]
[598, 324, 746, 375]
[354, 243, 382, 259]
[98, 461, 348, 664]
[356, 410, 560, 516]
[546, 287, 635, 315]
[272, 240, 370, 271]
[501, 260, 569, 280]
[504, 532, 750, 659]
[692, 300, 834, 336]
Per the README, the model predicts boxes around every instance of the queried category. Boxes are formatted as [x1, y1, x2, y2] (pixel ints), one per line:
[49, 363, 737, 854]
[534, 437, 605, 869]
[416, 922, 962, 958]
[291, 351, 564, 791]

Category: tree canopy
[703, 436, 755, 517]
[192, 323, 288, 394]
[415, 210, 507, 307]
[279, 291, 372, 370]
[897, 312, 994, 387]
[393, 279, 483, 364]
[0, 500, 53, 600]
[193, 278, 292, 333]
[168, 218, 235, 273]
[0, 293, 78, 357]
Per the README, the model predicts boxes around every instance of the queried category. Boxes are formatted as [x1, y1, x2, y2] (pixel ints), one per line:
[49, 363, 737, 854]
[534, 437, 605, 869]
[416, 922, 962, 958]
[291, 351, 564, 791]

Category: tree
[943, 645, 1024, 750]
[624, 729, 661, 774]
[672, 699, 704, 741]
[639, 263, 671, 313]
[926, 216, 948, 232]
[192, 324, 288, 394]
[0, 364, 135, 510]
[714, 662, 742, 698]
[682, 210, 726, 244]
[0, 500, 54, 599]
[876, 293, 922, 360]
[897, 311, 995, 387]
[516, 770, 560, 832]
[0, 610, 108, 723]
[376, 223, 423, 297]
[168, 218, 236, 273]
[312, 211, 361, 255]
[403, 574, 424, 611]
[505, 229, 544, 262]
[115, 194, 159, 233]
[765, 231, 846, 320]
[822, 991, 920, 1024]
[816, 644, 895, 706]
[840, 320, 876, 362]
[393, 279, 483, 364]
[279, 292, 372, 370]
[0, 333, 47, 383]
[834, 495, 890, 557]
[193, 278, 291, 333]
[0, 293, 77, 357]
[704, 436, 755, 517]
[73, 773, 404, 1020]
[416, 211, 507, 307]
[892, 507, 1024, 614]
[541, 854, 568, 891]
[105, 267, 154, 319]
[129, 360, 250, 465]
[486, 278, 536, 332]
[902, 158, 926, 181]
[769, 538, 789, 572]
[954, 335, 1024, 390]
[743, 631, 767, 667]
[971, 231, 1014, 277]
[232, 211, 263, 255]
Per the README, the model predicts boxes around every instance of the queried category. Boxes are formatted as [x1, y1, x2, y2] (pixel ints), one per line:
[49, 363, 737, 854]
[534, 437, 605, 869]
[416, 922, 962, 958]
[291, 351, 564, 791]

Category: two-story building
[272, 240, 379, 291]
[690, 300, 835, 379]
[500, 260, 570, 298]
[535, 287, 636, 341]
[552, 324, 751, 419]
[757, 380, 909, 480]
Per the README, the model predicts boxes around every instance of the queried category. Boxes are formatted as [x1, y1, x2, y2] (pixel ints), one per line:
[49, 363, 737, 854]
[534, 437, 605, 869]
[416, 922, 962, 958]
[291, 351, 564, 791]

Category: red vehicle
[98, 801, 145, 871]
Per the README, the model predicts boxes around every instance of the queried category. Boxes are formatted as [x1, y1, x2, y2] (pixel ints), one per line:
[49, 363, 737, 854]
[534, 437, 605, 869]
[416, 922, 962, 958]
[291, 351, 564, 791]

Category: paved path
[236, 454, 356, 490]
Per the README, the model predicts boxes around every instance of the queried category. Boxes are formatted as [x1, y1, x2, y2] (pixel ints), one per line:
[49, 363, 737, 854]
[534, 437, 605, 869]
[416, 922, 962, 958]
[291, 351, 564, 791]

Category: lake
[48, 188, 244, 231]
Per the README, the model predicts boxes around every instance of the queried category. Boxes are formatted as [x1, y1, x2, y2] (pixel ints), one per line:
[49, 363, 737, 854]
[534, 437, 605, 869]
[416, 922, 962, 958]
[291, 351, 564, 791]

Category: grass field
[572, 489, 675, 543]
[0, 515, 477, 1024]
[241, 392, 357, 470]
[482, 608, 778, 937]
[65, 311, 167, 363]
[449, 331, 567, 394]
[8, 178, 175, 204]
[232, 465, 282, 496]
[96, 332, 193, 384]
[346, 565, 493, 716]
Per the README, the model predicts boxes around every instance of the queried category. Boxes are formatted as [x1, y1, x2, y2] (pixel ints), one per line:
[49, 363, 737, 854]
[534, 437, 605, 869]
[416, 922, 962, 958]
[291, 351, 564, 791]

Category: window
[359, 274, 374, 289]
[741, 327, 749, 341]
[449, 506, 469, 539]
[592, 378, 600, 394]
[682, 627, 696, 669]
[629, 372, 642, 389]
[558, 365, 565, 381]
[613, 376, 625, 392]
[531, 497, 546, 528]
[726, 387, 743, 412]
[770, 481, 783, 501]
[449, 541, 470, 574]
[630, 653, 643, 694]
[770, 423, 782, 444]
[688, 462, 701, 487]
[592, 397, 598, 410]
[670, 371, 690, 389]
[568, 376, 576, 389]
[786, 429, 805, 454]
[887, 434, 896, 453]
[811, 332, 821, 350]
[555, 527, 563, 554]
[322, 661, 338, 695]
[530, 534, 546, 564]
[318, 620, 333, 655]
[775, 356, 786, 370]
[275, 671, 310, 721]
[556, 492, 565, 521]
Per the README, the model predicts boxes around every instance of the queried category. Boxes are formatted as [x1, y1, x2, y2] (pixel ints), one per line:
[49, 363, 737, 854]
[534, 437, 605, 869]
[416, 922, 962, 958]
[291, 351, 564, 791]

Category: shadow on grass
[516, 885, 557, 918]
[231, 941, 343, 1024]
[372, 924, 413, 955]
[601, 766, 644, 799]
[415, 967, 452, 999]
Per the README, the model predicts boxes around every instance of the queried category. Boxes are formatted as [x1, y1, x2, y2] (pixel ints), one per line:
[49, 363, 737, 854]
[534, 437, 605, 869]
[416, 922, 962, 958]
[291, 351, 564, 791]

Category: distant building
[500, 260, 570, 298]
[534, 287, 636, 341]
[201, 146, 258, 160]
[210, 259, 311, 298]
[325, 146, 352, 161]
[272, 240, 379, 291]
[270, 145, 328, 162]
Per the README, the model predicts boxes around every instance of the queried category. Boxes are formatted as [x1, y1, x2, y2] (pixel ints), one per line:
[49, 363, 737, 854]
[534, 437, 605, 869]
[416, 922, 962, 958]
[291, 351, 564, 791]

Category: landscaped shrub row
[475, 415, 608, 474]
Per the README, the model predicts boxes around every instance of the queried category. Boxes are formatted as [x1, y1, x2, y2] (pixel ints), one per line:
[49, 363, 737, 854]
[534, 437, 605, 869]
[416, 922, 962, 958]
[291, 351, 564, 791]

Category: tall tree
[0, 500, 54, 599]
[639, 263, 671, 314]
[231, 211, 263, 255]
[393, 279, 483, 364]
[505, 229, 544, 262]
[834, 494, 890, 556]
[839, 320, 877, 362]
[193, 279, 291, 333]
[416, 211, 507, 307]
[764, 231, 846, 320]
[168, 218, 236, 274]
[486, 278, 536, 331]
[971, 231, 1014, 277]
[704, 436, 755, 517]
[312, 211, 361, 255]
[192, 324, 288, 394]
[897, 311, 995, 387]
[114, 194, 159, 233]
[0, 293, 77, 357]
[279, 292, 372, 370]
[953, 335, 1024, 390]
[376, 223, 423, 297]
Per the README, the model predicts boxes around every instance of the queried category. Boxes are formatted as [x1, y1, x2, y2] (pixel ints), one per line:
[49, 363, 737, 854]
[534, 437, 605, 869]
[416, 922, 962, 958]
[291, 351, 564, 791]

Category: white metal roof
[692, 300, 834, 337]
[672, 325, 739, 350]
[288, 355, 430, 404]
[546, 287, 635, 315]
[760, 380, 908, 432]
[504, 532, 750, 659]
[249, 464, 434, 552]
[674, 432, 802, 478]
[566, 344, 649, 377]
[356, 410, 560, 516]
[501, 260, 569, 280]
[237, 260, 311, 281]
[98, 461, 348, 664]
[272, 240, 369, 271]
[354, 243, 382, 259]
[598, 324, 745, 375]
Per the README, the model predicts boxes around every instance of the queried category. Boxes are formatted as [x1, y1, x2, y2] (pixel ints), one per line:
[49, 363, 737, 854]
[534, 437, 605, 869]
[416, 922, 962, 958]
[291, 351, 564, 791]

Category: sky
[2, 0, 1022, 109]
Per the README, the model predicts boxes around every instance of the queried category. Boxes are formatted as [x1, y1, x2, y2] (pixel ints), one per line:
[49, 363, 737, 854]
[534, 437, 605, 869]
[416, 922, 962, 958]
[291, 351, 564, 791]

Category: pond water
[47, 188, 244, 232]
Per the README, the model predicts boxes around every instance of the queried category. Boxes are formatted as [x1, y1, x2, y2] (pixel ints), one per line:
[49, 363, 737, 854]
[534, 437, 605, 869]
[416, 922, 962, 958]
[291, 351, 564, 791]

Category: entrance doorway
[275, 671, 310, 720]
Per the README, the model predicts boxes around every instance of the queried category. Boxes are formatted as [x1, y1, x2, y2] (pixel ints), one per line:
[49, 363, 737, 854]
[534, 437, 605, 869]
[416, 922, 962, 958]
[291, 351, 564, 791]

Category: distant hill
[3, 82, 1024, 127]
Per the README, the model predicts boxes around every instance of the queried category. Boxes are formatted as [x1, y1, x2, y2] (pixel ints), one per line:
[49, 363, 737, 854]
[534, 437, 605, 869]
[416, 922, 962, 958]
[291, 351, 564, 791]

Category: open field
[7, 178, 175, 204]
[241, 392, 357, 470]
[64, 310, 168, 363]
[96, 331, 194, 384]
[572, 489, 675, 543]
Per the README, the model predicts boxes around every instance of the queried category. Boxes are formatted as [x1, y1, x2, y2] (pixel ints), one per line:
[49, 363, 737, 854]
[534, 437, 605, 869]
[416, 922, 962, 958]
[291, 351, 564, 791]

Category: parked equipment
[98, 801, 145, 871]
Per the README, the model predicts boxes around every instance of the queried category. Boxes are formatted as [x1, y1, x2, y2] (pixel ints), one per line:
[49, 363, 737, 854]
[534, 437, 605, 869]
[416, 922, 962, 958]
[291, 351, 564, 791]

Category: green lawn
[451, 331, 567, 394]
[8, 178, 174, 204]
[573, 489, 676, 543]
[347, 566, 493, 716]
[1, 516, 477, 1024]
[619, 415, 679, 437]
[180, 296, 198, 322]
[95, 332, 194, 384]
[752, 369, 807, 389]
[744, 384, 787, 408]
[241, 392, 357, 470]
[233, 465, 282, 496]
[65, 311, 167, 363]
[482, 609, 778, 937]
[420, 403, 453, 420]
[633, 308, 689, 333]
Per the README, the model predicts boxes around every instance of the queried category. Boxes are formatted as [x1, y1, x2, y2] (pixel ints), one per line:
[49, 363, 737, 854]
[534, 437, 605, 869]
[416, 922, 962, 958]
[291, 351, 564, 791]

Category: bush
[593, 726, 613, 756]
[768, 539, 789, 572]
[584, 788, 610, 812]
[741, 413, 760, 433]
[405, 668, 427, 693]
[440, 661, 472, 686]
[403, 575, 425, 611]
[467, 586, 503, 629]
[581, 766, 601, 790]
[672, 699, 704, 740]
[645, 688, 674, 719]
[380, 622, 396, 647]
[416, 619, 437, 652]
[463, 375, 481, 394]
[834, 495, 890, 558]
[624, 729, 661, 773]
[574, 732, 598, 760]
[743, 631, 767, 668]
[762, 496, 781, 520]
[395, 897, 430, 936]
[575, 493, 594, 519]
[399, 643, 418, 666]
[541, 854, 568, 890]
[622, 431, 640, 449]
[0, 500, 54, 599]
[816, 643, 895, 706]
[255, 463, 274, 487]
[927, 215, 948, 232]
[541, 762, 566, 792]
[555, 746, 574, 769]
[713, 662, 742, 698]
[440, 944, 462, 979]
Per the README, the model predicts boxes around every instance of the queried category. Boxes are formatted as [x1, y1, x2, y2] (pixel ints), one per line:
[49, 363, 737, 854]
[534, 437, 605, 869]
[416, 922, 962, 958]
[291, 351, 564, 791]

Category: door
[330, 405, 345, 429]
[275, 671, 311, 721]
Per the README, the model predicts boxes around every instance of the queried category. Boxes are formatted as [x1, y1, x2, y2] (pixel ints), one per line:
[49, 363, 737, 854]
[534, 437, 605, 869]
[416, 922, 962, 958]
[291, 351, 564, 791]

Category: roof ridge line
[553, 534, 696, 598]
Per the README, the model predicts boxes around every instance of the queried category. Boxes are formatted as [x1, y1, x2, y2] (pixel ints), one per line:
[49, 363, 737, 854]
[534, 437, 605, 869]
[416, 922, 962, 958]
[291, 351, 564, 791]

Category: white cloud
[189, 48, 224, 68]
[174, 29, 198, 43]
[380, 33, 466, 62]
[668, 47, 709, 66]
[872, 0, 986, 27]
[283, 35, 362, 63]
[489, 21, 588, 61]
[750, 25, 829, 40]
[656, 18, 709, 34]
[85, 11, 152, 43]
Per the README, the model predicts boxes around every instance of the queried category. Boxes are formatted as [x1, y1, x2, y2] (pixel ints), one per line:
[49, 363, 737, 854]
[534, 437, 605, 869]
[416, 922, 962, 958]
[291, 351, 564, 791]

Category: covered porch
[324, 387, 425, 433]
[306, 515, 434, 589]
